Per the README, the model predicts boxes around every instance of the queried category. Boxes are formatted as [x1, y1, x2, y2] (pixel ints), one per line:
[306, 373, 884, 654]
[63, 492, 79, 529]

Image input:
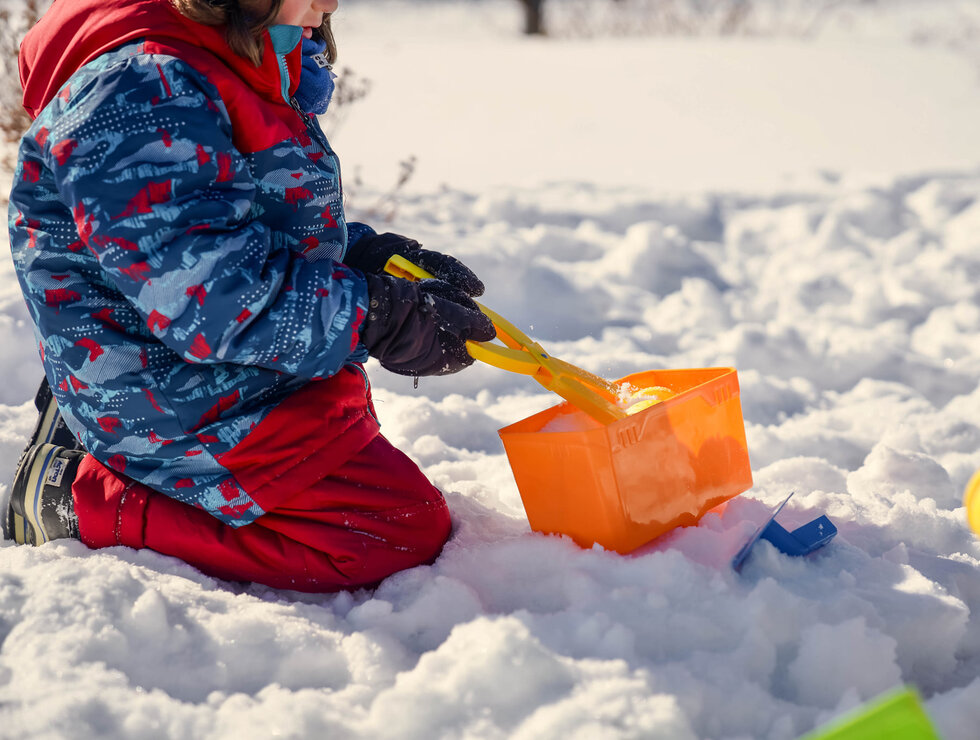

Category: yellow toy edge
[965, 469, 980, 535]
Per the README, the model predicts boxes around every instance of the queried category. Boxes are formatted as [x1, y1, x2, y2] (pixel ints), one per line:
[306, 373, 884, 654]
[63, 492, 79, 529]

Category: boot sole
[6, 509, 27, 544]
[5, 378, 83, 543]
[10, 443, 61, 545]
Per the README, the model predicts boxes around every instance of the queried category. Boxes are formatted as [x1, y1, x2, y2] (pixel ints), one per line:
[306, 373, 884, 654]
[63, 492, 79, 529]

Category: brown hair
[170, 0, 337, 67]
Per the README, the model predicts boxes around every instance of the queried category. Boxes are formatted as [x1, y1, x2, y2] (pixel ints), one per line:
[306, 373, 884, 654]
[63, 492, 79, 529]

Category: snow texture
[0, 1, 978, 738]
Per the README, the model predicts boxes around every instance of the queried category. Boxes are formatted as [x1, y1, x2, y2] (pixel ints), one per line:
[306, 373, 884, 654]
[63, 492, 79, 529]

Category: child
[5, 0, 495, 592]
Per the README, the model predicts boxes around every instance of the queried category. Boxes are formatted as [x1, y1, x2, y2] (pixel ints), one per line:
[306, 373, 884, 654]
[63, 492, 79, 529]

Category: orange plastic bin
[499, 367, 753, 553]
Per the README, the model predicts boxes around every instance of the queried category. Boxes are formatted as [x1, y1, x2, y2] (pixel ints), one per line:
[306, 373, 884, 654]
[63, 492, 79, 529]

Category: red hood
[20, 0, 300, 120]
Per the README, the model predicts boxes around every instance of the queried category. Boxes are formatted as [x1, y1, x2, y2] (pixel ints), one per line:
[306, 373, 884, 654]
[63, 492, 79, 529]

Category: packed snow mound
[0, 170, 978, 739]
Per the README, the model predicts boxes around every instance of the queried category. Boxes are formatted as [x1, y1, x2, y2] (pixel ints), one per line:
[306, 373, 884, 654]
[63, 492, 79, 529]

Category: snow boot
[6, 443, 85, 544]
[29, 376, 80, 450]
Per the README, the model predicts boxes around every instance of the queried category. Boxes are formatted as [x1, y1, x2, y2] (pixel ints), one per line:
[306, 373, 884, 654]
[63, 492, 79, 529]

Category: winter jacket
[8, 0, 379, 526]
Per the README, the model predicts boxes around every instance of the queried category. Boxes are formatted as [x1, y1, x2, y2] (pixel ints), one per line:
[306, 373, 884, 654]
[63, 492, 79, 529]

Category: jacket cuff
[344, 222, 377, 257]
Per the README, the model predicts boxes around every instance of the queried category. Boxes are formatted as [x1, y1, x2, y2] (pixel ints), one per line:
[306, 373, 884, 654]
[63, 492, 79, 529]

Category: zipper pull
[288, 96, 309, 119]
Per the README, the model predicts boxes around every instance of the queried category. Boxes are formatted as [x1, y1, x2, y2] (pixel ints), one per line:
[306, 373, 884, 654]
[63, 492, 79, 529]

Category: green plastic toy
[800, 686, 942, 740]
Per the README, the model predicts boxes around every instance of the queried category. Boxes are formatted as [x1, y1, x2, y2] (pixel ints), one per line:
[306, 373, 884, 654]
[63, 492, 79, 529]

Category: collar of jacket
[20, 0, 303, 120]
[267, 25, 304, 105]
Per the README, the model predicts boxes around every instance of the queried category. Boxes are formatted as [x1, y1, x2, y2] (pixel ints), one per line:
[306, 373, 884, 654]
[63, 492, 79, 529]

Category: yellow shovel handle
[382, 255, 627, 423]
[380, 255, 434, 282]
[384, 255, 528, 359]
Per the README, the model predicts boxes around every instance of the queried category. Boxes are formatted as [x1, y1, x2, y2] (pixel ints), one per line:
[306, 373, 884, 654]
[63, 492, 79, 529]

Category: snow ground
[0, 1, 979, 738]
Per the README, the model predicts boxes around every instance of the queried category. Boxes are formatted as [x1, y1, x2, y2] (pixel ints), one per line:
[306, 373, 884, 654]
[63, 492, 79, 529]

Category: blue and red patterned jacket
[8, 0, 379, 526]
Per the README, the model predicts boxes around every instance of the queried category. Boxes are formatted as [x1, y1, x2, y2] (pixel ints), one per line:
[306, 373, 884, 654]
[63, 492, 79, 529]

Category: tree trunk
[520, 0, 545, 35]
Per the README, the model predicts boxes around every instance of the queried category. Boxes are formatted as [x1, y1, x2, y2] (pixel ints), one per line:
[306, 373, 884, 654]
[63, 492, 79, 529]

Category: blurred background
[4, 0, 979, 202]
[322, 0, 980, 203]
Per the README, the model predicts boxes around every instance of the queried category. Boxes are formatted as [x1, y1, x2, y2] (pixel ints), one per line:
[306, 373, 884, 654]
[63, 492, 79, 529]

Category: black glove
[345, 232, 485, 297]
[359, 273, 496, 377]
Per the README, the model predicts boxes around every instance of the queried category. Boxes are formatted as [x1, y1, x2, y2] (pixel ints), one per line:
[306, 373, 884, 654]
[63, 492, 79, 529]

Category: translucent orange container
[499, 367, 753, 553]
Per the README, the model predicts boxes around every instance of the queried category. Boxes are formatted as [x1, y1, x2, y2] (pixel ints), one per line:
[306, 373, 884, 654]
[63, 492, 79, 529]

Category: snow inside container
[499, 367, 753, 553]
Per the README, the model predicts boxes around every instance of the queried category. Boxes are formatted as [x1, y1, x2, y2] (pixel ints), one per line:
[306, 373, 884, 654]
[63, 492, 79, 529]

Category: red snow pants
[69, 369, 452, 592]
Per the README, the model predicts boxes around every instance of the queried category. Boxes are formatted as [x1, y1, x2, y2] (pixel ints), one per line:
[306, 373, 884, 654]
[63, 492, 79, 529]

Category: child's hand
[346, 232, 485, 297]
[358, 273, 496, 376]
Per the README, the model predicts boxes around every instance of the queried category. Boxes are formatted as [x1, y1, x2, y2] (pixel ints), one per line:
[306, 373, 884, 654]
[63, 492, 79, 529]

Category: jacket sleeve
[345, 221, 377, 254]
[41, 54, 369, 379]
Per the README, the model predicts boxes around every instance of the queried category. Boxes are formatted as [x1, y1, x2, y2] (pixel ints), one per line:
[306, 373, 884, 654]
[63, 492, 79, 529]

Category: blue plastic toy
[732, 491, 837, 570]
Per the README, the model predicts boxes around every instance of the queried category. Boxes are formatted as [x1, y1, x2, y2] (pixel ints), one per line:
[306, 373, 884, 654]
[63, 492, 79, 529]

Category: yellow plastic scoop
[384, 255, 666, 424]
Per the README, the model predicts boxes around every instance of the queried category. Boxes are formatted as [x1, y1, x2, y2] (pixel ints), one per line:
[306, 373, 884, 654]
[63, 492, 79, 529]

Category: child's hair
[171, 0, 337, 67]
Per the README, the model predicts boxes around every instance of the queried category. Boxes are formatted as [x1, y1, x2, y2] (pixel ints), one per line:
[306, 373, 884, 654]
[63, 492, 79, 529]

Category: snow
[1, 1, 979, 738]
